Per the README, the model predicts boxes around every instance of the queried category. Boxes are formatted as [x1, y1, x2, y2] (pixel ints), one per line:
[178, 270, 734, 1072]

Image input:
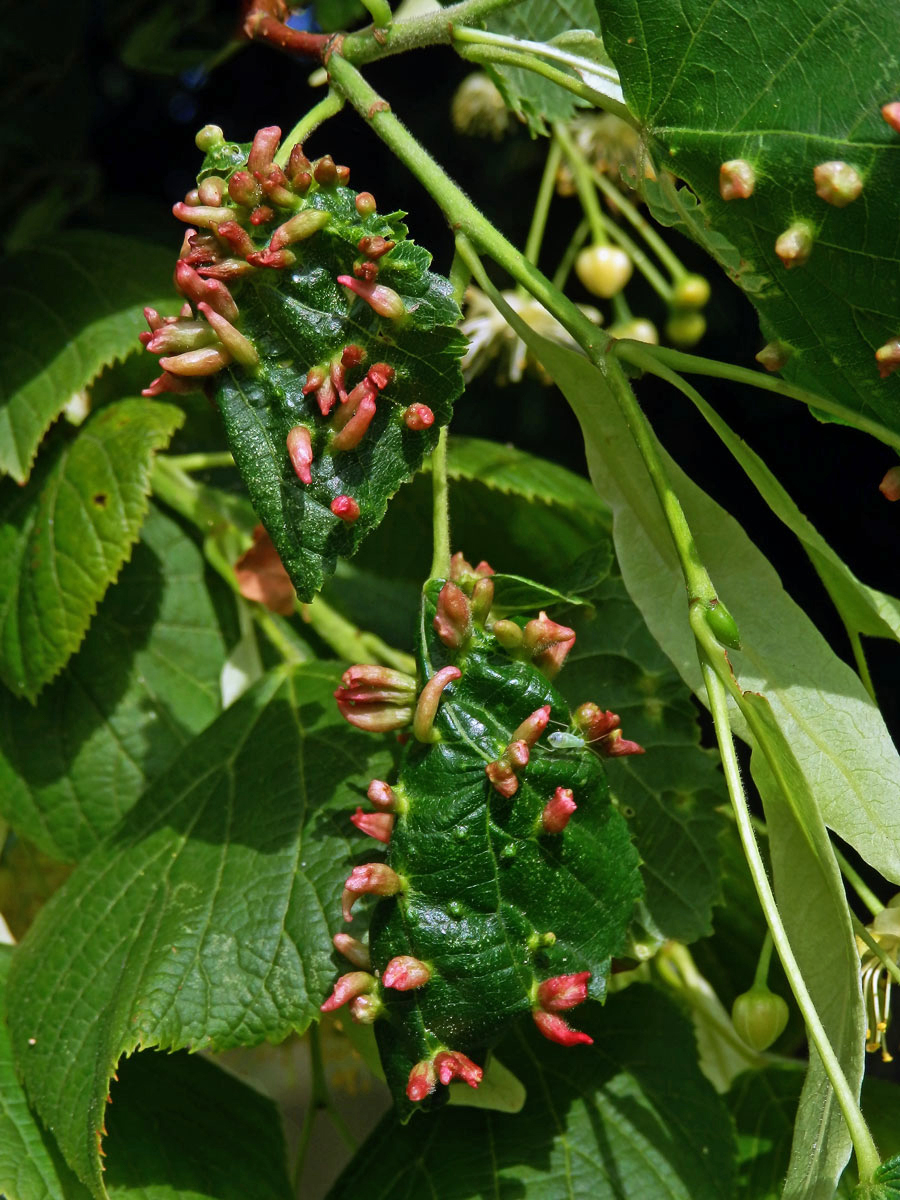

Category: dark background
[11, 0, 899, 773]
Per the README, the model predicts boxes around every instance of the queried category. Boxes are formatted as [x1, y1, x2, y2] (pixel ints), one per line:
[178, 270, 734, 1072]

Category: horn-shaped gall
[434, 582, 472, 649]
[350, 807, 395, 843]
[341, 863, 403, 922]
[333, 932, 372, 970]
[320, 971, 376, 1013]
[434, 1051, 483, 1088]
[541, 787, 577, 833]
[406, 1060, 437, 1102]
[337, 275, 406, 321]
[413, 666, 462, 743]
[533, 1010, 593, 1047]
[382, 956, 432, 990]
[537, 972, 591, 1012]
[286, 425, 313, 484]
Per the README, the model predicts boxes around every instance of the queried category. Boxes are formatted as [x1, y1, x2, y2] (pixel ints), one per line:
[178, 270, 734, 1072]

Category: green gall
[813, 161, 863, 207]
[775, 222, 814, 269]
[195, 124, 225, 153]
[755, 341, 792, 372]
[665, 311, 706, 348]
[732, 987, 789, 1052]
[575, 244, 633, 299]
[719, 159, 756, 201]
[704, 598, 741, 649]
[672, 274, 711, 309]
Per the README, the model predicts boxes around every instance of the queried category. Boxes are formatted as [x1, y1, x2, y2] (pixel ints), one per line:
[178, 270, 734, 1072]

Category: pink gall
[775, 222, 814, 269]
[486, 757, 519, 798]
[719, 159, 756, 201]
[367, 362, 395, 390]
[523, 612, 576, 676]
[172, 202, 233, 230]
[228, 170, 263, 208]
[537, 972, 591, 1012]
[533, 1010, 593, 1047]
[602, 728, 645, 758]
[382, 955, 432, 990]
[342, 344, 366, 369]
[250, 204, 275, 226]
[142, 371, 196, 397]
[337, 665, 417, 705]
[159, 346, 231, 376]
[350, 806, 395, 843]
[403, 404, 435, 431]
[246, 247, 296, 270]
[349, 994, 382, 1024]
[406, 1060, 437, 1102]
[198, 176, 226, 206]
[286, 425, 313, 485]
[337, 275, 406, 320]
[333, 932, 372, 970]
[247, 125, 281, 175]
[355, 191, 377, 217]
[331, 495, 361, 523]
[881, 102, 900, 133]
[470, 576, 494, 624]
[331, 394, 377, 451]
[367, 779, 397, 811]
[215, 221, 256, 258]
[320, 970, 376, 1013]
[434, 1051, 483, 1088]
[512, 705, 551, 747]
[506, 740, 530, 770]
[174, 261, 239, 321]
[197, 302, 259, 367]
[876, 339, 900, 379]
[341, 863, 403, 922]
[413, 665, 462, 743]
[573, 703, 620, 742]
[434, 582, 472, 649]
[269, 208, 331, 251]
[541, 787, 577, 834]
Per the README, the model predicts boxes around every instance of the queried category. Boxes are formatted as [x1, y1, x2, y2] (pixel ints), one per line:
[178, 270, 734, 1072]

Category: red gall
[533, 1010, 593, 1047]
[341, 863, 403, 922]
[512, 705, 552, 747]
[320, 970, 376, 1013]
[541, 787, 577, 834]
[434, 1051, 483, 1088]
[286, 425, 313, 485]
[879, 467, 900, 501]
[875, 339, 900, 379]
[434, 582, 472, 649]
[537, 972, 591, 1012]
[331, 495, 361, 523]
[350, 807, 395, 843]
[406, 1060, 437, 1102]
[403, 404, 435, 431]
[333, 932, 371, 970]
[881, 102, 900, 133]
[412, 665, 462, 743]
[331, 395, 377, 451]
[337, 275, 406, 320]
[382, 956, 432, 990]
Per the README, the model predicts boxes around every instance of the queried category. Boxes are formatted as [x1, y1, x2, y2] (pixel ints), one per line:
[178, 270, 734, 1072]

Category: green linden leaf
[356, 579, 641, 1119]
[0, 233, 177, 484]
[0, 504, 233, 862]
[600, 0, 900, 436]
[0, 398, 184, 702]
[146, 133, 465, 603]
[6, 664, 392, 1197]
[0, 946, 292, 1200]
[326, 985, 737, 1199]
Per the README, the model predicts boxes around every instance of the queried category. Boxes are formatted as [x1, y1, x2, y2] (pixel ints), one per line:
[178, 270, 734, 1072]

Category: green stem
[699, 650, 881, 1184]
[524, 139, 563, 269]
[341, 0, 525, 63]
[430, 427, 451, 581]
[305, 599, 415, 673]
[165, 451, 235, 472]
[325, 53, 609, 360]
[753, 931, 776, 990]
[616, 343, 900, 455]
[847, 627, 877, 703]
[601, 211, 673, 301]
[833, 845, 884, 917]
[592, 168, 686, 280]
[551, 216, 589, 291]
[449, 244, 472, 305]
[359, 0, 392, 28]
[552, 122, 607, 245]
[453, 25, 622, 91]
[853, 916, 900, 990]
[458, 43, 628, 122]
[275, 90, 346, 167]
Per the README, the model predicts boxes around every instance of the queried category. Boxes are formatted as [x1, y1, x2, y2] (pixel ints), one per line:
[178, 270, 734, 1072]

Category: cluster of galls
[142, 123, 436, 527]
[324, 553, 644, 1103]
[720, 101, 900, 382]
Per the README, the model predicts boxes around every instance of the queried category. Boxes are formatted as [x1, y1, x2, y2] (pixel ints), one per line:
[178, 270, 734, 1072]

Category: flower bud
[341, 863, 403, 922]
[350, 807, 395, 843]
[672, 274, 711, 309]
[537, 971, 591, 1012]
[541, 787, 577, 833]
[575, 244, 633, 299]
[286, 425, 313, 485]
[813, 161, 863, 207]
[333, 932, 371, 970]
[331, 495, 361, 523]
[434, 582, 472, 649]
[433, 1051, 483, 1088]
[732, 987, 789, 1051]
[665, 312, 706, 347]
[337, 275, 406, 320]
[382, 955, 432, 990]
[406, 1060, 437, 1102]
[775, 222, 814, 269]
[320, 970, 376, 1013]
[610, 317, 658, 345]
[533, 1010, 593, 1046]
[719, 159, 756, 201]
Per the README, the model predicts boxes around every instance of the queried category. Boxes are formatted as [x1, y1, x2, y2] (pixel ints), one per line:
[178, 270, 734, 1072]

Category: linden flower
[460, 286, 601, 385]
[857, 898, 900, 1062]
[451, 72, 513, 140]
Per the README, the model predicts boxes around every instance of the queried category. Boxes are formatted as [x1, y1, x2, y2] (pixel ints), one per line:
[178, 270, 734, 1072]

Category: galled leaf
[6, 664, 391, 1196]
[0, 504, 232, 861]
[0, 398, 184, 701]
[601, 0, 900, 435]
[144, 128, 466, 602]
[0, 233, 176, 483]
[326, 985, 737, 1199]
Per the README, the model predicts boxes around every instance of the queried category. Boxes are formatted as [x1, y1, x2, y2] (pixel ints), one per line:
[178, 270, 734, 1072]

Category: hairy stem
[552, 121, 607, 245]
[429, 427, 451, 581]
[276, 90, 346, 165]
[699, 649, 880, 1184]
[340, 0, 527, 64]
[524, 138, 563, 270]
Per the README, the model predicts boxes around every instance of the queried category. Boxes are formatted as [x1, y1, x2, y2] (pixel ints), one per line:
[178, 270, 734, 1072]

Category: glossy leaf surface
[0, 399, 183, 701]
[601, 0, 900, 436]
[6, 665, 391, 1196]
